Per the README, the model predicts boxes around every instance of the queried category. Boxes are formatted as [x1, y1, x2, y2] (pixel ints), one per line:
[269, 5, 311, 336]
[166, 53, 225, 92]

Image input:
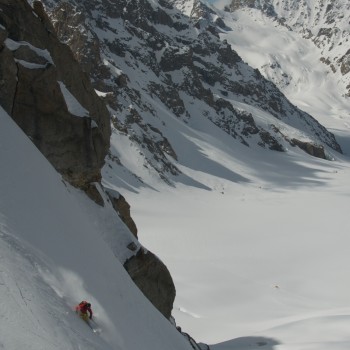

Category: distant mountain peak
[225, 0, 350, 96]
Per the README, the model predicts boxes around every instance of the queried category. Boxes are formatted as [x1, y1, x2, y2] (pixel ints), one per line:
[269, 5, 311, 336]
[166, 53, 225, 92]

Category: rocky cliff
[124, 247, 176, 320]
[0, 0, 111, 189]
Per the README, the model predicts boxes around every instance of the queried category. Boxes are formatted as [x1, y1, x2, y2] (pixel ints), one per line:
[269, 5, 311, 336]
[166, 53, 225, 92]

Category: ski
[89, 319, 102, 334]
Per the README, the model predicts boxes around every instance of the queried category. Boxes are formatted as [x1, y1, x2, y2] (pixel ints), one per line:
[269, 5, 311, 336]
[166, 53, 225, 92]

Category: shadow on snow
[210, 336, 280, 350]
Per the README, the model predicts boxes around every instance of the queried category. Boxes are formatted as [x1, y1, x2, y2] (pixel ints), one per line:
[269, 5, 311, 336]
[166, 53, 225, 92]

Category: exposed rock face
[290, 139, 326, 159]
[124, 247, 176, 320]
[227, 0, 276, 16]
[339, 49, 350, 77]
[0, 0, 111, 188]
[108, 192, 138, 238]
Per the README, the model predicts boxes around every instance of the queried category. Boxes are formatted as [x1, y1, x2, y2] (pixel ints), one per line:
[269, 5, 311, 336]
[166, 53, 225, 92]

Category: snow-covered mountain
[224, 0, 350, 99]
[227, 0, 350, 70]
[36, 0, 343, 189]
[1, 0, 350, 349]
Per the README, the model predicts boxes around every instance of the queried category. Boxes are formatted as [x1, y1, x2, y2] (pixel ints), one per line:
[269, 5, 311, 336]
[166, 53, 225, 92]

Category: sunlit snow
[107, 4, 350, 350]
[1, 1, 350, 350]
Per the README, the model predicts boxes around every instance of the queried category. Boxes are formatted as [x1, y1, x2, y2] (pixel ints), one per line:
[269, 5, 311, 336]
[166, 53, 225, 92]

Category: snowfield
[116, 3, 350, 350]
[127, 162, 350, 349]
[104, 64, 350, 348]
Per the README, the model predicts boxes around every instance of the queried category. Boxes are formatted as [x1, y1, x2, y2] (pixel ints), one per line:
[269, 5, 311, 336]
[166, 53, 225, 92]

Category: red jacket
[75, 301, 93, 319]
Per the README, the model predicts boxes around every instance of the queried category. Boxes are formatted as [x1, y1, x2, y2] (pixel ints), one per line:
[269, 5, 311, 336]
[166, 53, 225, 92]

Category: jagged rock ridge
[37, 0, 341, 187]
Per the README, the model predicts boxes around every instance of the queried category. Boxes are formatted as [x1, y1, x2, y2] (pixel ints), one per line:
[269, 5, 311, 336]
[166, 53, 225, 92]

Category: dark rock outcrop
[227, 0, 276, 16]
[339, 49, 350, 77]
[0, 0, 111, 189]
[290, 139, 326, 159]
[124, 247, 176, 320]
[108, 192, 138, 238]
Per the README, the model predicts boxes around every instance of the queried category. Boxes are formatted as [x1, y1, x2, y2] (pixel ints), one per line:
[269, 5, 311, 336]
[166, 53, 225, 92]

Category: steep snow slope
[0, 105, 193, 350]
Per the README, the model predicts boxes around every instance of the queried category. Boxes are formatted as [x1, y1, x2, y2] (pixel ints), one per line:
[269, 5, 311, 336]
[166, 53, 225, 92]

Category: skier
[75, 300, 93, 322]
